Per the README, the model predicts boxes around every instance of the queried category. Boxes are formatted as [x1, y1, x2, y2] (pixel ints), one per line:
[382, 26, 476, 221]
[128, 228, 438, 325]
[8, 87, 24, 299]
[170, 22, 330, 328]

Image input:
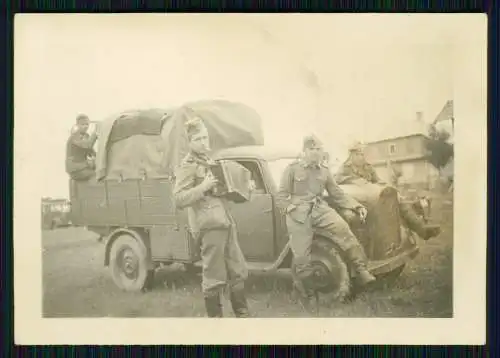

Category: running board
[189, 260, 290, 274]
[246, 261, 280, 273]
[190, 243, 291, 273]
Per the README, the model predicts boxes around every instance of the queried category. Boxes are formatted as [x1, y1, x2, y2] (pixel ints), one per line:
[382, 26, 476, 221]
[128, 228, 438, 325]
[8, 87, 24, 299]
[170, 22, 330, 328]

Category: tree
[425, 124, 454, 170]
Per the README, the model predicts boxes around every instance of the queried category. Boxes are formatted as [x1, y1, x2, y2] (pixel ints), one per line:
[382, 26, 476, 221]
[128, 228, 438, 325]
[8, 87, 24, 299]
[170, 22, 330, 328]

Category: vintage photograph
[15, 13, 486, 344]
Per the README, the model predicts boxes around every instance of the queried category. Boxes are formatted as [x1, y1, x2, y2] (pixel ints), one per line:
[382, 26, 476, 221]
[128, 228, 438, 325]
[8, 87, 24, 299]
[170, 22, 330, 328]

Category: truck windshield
[267, 158, 297, 188]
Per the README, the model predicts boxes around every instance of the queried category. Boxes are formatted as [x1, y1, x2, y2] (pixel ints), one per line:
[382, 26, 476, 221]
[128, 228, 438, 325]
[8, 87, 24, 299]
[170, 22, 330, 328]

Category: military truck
[69, 100, 421, 300]
[41, 198, 72, 230]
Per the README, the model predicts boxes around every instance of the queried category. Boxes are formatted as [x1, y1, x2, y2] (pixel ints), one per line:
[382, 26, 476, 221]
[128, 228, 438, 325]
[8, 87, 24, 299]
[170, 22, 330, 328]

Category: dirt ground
[42, 194, 453, 318]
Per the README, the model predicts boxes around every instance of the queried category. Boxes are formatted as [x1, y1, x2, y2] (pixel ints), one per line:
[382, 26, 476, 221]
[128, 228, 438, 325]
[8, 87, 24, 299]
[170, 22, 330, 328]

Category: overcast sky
[15, 14, 460, 198]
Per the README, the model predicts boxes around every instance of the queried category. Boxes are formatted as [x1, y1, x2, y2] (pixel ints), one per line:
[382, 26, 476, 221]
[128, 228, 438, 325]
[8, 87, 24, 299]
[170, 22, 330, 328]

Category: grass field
[42, 194, 453, 318]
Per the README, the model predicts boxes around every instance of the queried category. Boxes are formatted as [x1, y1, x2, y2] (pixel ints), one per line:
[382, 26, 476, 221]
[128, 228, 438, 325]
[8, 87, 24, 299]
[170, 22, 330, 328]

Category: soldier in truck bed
[65, 114, 98, 181]
[335, 141, 441, 241]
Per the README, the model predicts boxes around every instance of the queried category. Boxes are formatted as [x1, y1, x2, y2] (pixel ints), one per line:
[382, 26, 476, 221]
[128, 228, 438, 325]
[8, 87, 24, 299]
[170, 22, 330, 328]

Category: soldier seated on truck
[65, 114, 98, 181]
[335, 141, 441, 241]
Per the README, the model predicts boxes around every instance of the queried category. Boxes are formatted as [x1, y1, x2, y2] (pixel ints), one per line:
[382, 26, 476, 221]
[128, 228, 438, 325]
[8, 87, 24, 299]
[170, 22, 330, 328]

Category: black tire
[375, 264, 406, 287]
[309, 238, 351, 301]
[109, 234, 152, 292]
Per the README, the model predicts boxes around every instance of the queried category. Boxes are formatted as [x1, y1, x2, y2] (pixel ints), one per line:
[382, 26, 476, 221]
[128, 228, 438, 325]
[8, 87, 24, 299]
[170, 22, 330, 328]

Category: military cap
[76, 113, 89, 123]
[303, 134, 323, 150]
[185, 117, 207, 139]
[348, 141, 365, 153]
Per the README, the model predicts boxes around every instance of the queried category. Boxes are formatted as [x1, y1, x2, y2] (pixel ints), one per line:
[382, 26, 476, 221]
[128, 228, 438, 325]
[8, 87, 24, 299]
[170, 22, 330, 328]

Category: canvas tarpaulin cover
[95, 100, 265, 181]
[95, 108, 174, 180]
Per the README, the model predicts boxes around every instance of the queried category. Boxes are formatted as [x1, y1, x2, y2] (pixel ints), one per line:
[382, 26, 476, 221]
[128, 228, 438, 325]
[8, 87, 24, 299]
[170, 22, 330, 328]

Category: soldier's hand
[357, 207, 368, 222]
[286, 204, 297, 214]
[201, 173, 218, 191]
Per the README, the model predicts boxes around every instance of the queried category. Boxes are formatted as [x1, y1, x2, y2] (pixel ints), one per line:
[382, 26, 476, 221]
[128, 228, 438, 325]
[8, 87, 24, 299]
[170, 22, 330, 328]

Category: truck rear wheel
[109, 234, 152, 292]
[309, 238, 351, 301]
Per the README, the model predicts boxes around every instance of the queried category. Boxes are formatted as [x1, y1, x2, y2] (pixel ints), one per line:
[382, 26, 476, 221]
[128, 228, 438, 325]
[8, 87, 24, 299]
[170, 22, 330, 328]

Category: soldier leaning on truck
[65, 114, 98, 181]
[173, 117, 250, 318]
[277, 135, 377, 311]
[335, 142, 441, 240]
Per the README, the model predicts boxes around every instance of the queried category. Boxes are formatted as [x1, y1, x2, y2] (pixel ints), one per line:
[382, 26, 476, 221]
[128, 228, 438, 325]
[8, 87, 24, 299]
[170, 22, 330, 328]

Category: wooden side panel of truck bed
[70, 178, 177, 226]
[70, 178, 195, 262]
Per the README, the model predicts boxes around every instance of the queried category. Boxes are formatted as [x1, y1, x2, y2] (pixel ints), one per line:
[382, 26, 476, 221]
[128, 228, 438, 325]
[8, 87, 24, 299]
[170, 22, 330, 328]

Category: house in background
[363, 107, 451, 189]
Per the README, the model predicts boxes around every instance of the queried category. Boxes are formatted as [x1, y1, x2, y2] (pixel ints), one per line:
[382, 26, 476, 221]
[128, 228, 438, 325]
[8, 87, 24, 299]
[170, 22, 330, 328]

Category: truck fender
[104, 228, 153, 270]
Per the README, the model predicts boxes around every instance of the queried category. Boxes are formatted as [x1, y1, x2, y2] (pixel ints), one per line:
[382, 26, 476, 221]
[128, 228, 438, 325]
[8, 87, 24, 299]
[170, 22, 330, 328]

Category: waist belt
[306, 196, 322, 215]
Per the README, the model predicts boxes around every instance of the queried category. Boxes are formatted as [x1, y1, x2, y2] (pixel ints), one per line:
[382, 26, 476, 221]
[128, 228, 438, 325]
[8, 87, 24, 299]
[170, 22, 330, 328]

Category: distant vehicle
[69, 101, 422, 301]
[41, 198, 72, 230]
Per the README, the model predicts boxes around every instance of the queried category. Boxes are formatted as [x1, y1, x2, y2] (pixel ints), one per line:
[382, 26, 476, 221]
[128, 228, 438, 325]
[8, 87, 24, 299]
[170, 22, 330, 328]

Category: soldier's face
[77, 119, 89, 134]
[351, 151, 365, 166]
[189, 129, 210, 154]
[304, 146, 323, 164]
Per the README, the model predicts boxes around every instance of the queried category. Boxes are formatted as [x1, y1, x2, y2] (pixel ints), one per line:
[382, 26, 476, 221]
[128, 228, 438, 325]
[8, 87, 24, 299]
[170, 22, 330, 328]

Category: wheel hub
[120, 247, 139, 280]
[310, 261, 332, 290]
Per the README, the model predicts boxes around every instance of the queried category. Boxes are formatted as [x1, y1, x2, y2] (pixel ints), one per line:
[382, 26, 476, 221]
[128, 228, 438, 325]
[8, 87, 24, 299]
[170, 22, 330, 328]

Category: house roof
[365, 133, 427, 146]
[364, 119, 429, 144]
[364, 100, 453, 145]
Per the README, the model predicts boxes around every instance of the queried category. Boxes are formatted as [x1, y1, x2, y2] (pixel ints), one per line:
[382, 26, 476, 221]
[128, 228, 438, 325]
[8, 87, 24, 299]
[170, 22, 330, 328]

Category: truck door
[224, 160, 275, 262]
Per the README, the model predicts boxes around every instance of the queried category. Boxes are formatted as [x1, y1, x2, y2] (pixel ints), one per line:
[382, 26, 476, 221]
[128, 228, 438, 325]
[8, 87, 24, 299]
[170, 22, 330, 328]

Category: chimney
[416, 111, 423, 122]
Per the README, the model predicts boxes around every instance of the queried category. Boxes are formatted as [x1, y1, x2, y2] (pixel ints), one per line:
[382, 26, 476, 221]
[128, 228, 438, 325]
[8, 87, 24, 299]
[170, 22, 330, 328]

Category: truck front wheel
[109, 234, 152, 292]
[309, 238, 351, 301]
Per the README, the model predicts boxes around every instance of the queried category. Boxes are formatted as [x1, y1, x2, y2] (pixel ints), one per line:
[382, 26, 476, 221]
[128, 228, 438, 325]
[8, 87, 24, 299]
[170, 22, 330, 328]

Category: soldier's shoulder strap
[288, 159, 303, 170]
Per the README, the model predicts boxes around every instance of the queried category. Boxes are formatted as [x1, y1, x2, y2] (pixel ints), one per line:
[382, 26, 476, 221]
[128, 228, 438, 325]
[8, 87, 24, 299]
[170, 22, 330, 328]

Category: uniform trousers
[286, 203, 360, 287]
[199, 224, 248, 297]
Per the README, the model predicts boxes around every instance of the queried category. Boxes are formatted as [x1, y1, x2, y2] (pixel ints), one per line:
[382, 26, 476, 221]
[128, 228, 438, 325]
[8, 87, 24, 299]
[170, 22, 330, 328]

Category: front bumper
[367, 245, 420, 275]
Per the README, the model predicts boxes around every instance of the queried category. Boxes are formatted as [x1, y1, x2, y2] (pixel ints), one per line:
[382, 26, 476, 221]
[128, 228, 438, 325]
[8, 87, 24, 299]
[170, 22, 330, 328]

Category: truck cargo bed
[69, 178, 178, 227]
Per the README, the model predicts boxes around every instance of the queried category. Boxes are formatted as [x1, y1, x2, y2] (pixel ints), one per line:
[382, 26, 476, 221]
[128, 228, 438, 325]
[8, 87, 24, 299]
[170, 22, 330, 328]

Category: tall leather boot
[399, 202, 441, 240]
[344, 245, 376, 286]
[229, 289, 250, 318]
[290, 262, 318, 313]
[204, 293, 223, 318]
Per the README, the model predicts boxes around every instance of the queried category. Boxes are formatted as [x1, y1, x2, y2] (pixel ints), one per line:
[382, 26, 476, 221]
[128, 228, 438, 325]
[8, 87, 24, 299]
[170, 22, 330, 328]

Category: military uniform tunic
[173, 151, 248, 297]
[65, 131, 97, 180]
[334, 160, 380, 185]
[277, 159, 364, 282]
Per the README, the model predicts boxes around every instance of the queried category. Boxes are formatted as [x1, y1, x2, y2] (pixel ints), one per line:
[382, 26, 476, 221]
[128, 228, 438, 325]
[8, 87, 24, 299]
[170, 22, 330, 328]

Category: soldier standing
[277, 135, 376, 311]
[173, 118, 250, 318]
[335, 142, 441, 240]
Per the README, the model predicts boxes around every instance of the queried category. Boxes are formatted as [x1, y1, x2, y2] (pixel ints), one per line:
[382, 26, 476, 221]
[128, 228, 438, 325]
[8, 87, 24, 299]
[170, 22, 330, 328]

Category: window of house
[389, 143, 396, 155]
